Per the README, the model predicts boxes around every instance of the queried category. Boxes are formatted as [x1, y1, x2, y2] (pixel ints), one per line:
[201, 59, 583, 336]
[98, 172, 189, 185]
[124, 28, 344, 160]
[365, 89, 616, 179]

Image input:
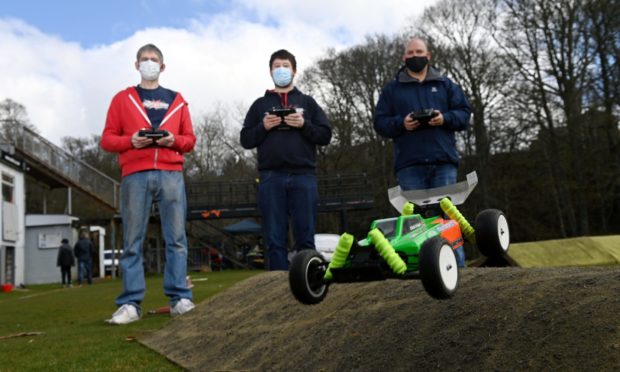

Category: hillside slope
[140, 267, 620, 371]
[509, 235, 620, 267]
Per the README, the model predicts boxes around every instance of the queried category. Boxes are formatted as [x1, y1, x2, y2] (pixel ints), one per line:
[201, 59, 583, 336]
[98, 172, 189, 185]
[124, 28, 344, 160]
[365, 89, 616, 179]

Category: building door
[0, 246, 4, 283]
[90, 229, 101, 277]
[4, 246, 14, 285]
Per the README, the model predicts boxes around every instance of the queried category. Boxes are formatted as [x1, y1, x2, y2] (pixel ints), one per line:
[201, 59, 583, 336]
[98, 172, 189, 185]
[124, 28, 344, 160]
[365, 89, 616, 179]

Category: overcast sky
[1, 0, 437, 145]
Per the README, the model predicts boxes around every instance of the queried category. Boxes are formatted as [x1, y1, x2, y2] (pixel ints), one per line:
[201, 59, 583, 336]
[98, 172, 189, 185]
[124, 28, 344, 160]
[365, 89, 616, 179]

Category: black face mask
[405, 56, 429, 73]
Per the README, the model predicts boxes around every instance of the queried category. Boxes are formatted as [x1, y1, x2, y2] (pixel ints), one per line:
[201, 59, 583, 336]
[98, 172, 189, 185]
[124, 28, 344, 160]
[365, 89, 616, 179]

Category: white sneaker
[106, 304, 141, 325]
[170, 298, 195, 317]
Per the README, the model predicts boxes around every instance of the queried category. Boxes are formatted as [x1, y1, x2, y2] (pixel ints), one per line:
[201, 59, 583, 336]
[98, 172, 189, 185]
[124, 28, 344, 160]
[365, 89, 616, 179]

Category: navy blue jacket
[374, 66, 471, 172]
[240, 87, 332, 173]
[73, 238, 94, 262]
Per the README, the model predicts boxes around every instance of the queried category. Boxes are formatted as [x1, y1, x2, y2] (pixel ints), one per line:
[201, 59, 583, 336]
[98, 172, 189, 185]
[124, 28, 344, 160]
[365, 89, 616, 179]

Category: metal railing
[187, 173, 373, 208]
[11, 125, 120, 211]
[188, 178, 258, 206]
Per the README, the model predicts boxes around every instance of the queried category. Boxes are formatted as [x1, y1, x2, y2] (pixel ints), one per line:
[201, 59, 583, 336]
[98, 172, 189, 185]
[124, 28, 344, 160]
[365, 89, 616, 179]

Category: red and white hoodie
[101, 86, 196, 177]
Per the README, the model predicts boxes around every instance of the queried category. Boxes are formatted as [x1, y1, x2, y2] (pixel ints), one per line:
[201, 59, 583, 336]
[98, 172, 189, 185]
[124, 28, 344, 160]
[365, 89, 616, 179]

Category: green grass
[0, 270, 259, 371]
[509, 235, 620, 267]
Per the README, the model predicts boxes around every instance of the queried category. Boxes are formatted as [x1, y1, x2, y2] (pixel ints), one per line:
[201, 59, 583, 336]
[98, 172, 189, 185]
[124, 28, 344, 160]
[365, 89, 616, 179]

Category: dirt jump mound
[140, 267, 620, 371]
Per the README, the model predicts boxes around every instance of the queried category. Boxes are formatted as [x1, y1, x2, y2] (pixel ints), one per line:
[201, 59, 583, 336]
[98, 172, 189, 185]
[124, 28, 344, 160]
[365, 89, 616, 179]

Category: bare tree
[583, 0, 620, 232]
[0, 99, 38, 142]
[62, 134, 121, 180]
[300, 34, 404, 211]
[411, 0, 533, 208]
[494, 0, 617, 236]
[186, 104, 249, 180]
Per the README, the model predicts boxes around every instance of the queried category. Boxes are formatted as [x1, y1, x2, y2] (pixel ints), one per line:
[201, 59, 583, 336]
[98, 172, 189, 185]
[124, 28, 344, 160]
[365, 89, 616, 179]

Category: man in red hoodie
[101, 44, 196, 325]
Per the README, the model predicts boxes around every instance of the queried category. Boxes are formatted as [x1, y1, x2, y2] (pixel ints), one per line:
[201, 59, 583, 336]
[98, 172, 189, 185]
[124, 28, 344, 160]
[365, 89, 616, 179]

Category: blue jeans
[454, 246, 466, 268]
[396, 164, 457, 191]
[78, 260, 92, 285]
[259, 171, 318, 271]
[116, 170, 192, 309]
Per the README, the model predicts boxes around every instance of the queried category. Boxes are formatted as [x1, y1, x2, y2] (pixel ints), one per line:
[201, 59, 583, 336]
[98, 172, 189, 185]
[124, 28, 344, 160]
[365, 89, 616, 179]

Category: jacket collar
[264, 86, 302, 97]
[397, 65, 444, 83]
[264, 87, 302, 107]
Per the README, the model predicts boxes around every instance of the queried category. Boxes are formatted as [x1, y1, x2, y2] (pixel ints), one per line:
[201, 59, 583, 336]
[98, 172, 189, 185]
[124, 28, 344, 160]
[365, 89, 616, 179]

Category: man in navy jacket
[241, 49, 332, 270]
[374, 37, 471, 267]
[374, 37, 471, 190]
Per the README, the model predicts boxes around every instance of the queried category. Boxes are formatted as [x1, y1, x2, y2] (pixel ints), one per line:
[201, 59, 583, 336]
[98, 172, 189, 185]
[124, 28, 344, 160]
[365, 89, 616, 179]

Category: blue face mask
[272, 67, 293, 87]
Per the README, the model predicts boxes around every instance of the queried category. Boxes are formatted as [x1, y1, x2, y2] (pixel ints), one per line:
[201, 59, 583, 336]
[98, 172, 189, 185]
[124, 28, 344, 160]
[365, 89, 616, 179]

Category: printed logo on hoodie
[143, 99, 170, 110]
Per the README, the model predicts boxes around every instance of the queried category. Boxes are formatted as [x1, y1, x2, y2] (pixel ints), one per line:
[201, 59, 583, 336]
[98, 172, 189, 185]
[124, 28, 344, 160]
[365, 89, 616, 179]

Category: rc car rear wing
[388, 171, 478, 212]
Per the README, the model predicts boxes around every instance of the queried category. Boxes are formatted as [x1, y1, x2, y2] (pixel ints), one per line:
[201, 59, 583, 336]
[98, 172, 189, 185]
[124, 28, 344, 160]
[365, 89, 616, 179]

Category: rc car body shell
[356, 214, 463, 273]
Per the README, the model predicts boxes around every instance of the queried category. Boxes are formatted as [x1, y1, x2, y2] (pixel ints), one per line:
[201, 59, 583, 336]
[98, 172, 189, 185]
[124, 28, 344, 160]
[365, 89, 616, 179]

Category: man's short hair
[405, 37, 430, 51]
[61, 238, 69, 244]
[136, 44, 164, 63]
[269, 49, 297, 71]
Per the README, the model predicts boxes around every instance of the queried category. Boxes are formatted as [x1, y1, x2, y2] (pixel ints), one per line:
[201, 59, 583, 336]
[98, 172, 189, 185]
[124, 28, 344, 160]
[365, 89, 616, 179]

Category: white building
[0, 128, 117, 287]
[24, 214, 78, 285]
[0, 149, 26, 287]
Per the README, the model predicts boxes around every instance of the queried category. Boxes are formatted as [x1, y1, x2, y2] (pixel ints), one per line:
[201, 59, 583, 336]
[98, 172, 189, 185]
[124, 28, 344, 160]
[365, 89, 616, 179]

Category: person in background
[101, 43, 196, 325]
[57, 238, 74, 287]
[74, 232, 94, 286]
[240, 49, 332, 270]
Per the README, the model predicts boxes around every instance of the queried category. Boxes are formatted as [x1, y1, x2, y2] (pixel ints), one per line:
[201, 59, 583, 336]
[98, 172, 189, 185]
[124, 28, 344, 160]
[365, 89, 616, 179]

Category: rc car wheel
[289, 249, 329, 305]
[419, 237, 458, 299]
[475, 209, 510, 258]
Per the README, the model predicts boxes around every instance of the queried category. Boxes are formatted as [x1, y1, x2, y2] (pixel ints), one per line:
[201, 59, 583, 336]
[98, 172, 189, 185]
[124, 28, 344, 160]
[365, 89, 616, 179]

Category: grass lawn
[0, 270, 259, 371]
[509, 235, 620, 267]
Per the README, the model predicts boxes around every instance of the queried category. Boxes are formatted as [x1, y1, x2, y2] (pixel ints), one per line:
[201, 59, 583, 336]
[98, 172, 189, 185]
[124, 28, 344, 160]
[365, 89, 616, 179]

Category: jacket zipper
[155, 102, 184, 169]
[128, 94, 152, 126]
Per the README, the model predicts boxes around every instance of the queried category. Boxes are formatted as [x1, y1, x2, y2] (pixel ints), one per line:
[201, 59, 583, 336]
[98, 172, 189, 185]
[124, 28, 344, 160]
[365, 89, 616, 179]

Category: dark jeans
[60, 266, 71, 285]
[396, 163, 457, 191]
[258, 171, 318, 270]
[454, 246, 466, 268]
[78, 260, 92, 285]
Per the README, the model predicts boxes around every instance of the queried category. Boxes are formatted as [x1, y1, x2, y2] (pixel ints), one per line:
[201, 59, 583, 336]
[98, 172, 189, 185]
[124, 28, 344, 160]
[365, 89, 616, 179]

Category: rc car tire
[419, 237, 458, 299]
[475, 209, 510, 258]
[289, 249, 329, 305]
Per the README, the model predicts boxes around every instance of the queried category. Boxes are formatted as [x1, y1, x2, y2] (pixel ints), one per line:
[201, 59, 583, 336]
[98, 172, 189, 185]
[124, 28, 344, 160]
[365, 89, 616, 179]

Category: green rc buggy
[289, 172, 510, 304]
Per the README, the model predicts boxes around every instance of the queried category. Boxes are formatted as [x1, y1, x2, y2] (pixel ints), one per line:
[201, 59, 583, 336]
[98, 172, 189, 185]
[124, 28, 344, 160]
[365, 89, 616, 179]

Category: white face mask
[139, 60, 161, 81]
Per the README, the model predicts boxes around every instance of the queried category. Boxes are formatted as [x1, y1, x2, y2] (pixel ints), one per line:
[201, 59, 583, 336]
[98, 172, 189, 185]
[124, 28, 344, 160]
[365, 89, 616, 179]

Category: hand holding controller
[409, 109, 438, 125]
[138, 129, 170, 139]
[268, 107, 297, 118]
[134, 129, 172, 148]
[265, 107, 299, 130]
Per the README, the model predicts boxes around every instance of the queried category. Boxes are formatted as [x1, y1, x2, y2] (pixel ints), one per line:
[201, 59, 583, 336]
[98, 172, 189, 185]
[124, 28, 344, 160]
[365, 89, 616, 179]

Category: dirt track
[140, 267, 620, 371]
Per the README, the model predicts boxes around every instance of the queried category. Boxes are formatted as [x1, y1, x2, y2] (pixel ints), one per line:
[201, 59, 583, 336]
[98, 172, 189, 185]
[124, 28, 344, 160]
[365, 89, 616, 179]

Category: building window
[2, 173, 14, 203]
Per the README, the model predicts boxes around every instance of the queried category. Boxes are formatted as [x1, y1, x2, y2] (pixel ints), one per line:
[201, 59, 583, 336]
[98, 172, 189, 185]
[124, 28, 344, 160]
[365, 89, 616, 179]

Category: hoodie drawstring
[279, 92, 289, 107]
